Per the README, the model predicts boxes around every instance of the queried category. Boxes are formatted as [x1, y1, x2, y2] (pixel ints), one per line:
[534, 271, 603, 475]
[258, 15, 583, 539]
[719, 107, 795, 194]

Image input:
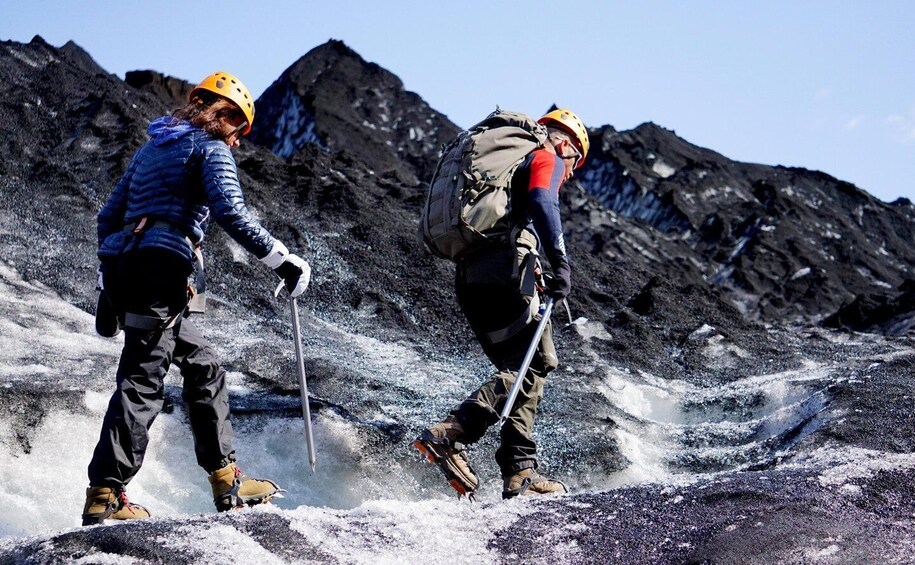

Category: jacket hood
[147, 116, 199, 146]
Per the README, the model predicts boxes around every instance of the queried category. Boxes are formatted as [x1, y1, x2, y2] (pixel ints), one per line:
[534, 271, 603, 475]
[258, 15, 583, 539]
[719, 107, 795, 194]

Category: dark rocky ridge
[0, 35, 464, 344]
[1, 36, 914, 563]
[577, 122, 915, 326]
[124, 69, 193, 109]
[249, 40, 460, 185]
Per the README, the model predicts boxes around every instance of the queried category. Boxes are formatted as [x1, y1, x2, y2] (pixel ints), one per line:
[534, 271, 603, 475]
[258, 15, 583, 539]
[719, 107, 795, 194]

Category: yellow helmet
[190, 71, 255, 135]
[538, 108, 589, 168]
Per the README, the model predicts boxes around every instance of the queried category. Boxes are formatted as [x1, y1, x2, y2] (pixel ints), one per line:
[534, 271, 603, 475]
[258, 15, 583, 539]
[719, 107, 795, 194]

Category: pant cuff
[501, 458, 537, 478]
[88, 480, 126, 490]
[203, 452, 237, 474]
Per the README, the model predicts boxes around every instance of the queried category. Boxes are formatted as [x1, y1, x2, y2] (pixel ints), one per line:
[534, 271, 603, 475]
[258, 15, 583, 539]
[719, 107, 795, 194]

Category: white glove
[259, 240, 290, 269]
[96, 266, 105, 290]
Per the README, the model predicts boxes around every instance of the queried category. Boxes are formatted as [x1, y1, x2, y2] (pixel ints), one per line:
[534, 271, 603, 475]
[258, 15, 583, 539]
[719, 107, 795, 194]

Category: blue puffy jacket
[97, 117, 276, 265]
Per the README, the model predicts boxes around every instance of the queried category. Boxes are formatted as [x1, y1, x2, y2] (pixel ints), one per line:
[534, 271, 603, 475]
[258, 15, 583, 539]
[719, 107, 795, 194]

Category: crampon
[413, 431, 480, 500]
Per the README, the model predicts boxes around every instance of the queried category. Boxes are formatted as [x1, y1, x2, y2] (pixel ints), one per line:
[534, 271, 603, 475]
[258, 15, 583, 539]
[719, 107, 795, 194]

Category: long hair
[172, 91, 243, 140]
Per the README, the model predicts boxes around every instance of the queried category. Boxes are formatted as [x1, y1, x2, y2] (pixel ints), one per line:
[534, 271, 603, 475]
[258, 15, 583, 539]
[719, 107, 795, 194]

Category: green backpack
[418, 108, 549, 260]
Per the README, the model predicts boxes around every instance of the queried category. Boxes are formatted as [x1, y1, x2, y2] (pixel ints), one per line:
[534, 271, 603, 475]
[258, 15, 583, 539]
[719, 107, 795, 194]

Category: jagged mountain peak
[0, 37, 164, 165]
[284, 39, 385, 80]
[58, 40, 108, 76]
[249, 39, 459, 184]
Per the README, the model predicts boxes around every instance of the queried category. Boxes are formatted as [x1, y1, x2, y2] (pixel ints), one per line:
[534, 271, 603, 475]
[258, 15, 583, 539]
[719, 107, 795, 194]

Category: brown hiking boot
[208, 463, 280, 511]
[413, 416, 479, 498]
[502, 468, 569, 499]
[81, 486, 150, 526]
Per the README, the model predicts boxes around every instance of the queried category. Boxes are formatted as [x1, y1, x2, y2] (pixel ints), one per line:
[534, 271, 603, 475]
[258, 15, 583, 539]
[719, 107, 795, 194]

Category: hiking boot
[412, 416, 479, 498]
[81, 486, 150, 526]
[208, 463, 280, 511]
[502, 468, 569, 499]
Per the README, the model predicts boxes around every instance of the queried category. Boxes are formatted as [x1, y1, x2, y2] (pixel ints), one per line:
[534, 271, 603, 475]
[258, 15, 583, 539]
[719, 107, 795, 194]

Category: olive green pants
[453, 274, 556, 477]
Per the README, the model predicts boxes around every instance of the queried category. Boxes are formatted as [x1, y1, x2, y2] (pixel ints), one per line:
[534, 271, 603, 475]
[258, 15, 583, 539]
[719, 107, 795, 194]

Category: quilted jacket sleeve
[526, 150, 570, 271]
[97, 153, 139, 248]
[198, 140, 276, 259]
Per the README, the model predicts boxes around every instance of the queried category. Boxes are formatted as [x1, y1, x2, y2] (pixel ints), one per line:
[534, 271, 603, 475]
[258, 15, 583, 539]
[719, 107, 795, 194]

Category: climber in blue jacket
[83, 72, 309, 525]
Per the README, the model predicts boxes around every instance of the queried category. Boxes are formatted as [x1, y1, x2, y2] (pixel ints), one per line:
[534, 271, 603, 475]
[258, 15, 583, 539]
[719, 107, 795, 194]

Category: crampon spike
[413, 440, 434, 462]
[449, 479, 467, 496]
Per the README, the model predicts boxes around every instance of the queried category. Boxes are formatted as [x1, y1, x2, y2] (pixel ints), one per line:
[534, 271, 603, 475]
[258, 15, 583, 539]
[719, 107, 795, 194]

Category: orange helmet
[538, 108, 589, 168]
[190, 71, 255, 135]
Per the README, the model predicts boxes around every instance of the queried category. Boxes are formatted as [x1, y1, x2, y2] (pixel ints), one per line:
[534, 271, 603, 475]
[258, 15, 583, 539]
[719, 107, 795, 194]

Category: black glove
[546, 260, 571, 301]
[273, 254, 311, 297]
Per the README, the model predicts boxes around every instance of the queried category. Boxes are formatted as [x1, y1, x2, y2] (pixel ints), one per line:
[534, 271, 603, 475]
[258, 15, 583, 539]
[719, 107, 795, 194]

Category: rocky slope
[578, 122, 915, 325]
[1, 36, 914, 563]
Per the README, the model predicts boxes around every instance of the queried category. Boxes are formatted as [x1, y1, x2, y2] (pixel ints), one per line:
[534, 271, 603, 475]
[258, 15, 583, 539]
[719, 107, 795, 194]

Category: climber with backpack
[82, 72, 311, 525]
[415, 108, 589, 499]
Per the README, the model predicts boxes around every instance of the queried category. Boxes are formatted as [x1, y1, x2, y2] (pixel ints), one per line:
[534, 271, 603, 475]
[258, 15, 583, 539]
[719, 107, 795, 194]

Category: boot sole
[413, 439, 478, 497]
[81, 502, 151, 526]
[81, 515, 104, 526]
[216, 491, 281, 512]
[502, 478, 569, 500]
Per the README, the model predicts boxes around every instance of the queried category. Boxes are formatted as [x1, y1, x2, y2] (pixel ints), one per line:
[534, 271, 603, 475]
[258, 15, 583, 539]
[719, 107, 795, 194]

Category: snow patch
[5, 46, 57, 68]
[160, 521, 285, 563]
[573, 319, 612, 341]
[800, 447, 915, 486]
[702, 334, 750, 363]
[809, 544, 841, 560]
[790, 267, 811, 280]
[0, 261, 121, 381]
[286, 498, 538, 565]
[689, 324, 715, 339]
[592, 360, 833, 486]
[651, 161, 676, 179]
[225, 239, 249, 264]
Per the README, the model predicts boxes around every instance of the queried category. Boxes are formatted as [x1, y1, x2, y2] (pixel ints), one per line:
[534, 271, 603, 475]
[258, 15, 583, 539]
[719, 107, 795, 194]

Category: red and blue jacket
[510, 148, 569, 272]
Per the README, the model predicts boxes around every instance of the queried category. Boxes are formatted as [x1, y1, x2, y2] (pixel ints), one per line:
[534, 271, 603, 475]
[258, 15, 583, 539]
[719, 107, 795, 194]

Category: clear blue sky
[4, 1, 913, 202]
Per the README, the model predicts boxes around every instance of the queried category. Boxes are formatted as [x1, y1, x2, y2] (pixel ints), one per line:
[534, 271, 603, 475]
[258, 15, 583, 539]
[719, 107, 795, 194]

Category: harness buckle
[132, 217, 148, 234]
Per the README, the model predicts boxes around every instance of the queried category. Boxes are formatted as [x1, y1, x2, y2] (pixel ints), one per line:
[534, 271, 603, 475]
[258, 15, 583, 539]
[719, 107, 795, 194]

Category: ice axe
[499, 296, 555, 426]
[275, 280, 317, 473]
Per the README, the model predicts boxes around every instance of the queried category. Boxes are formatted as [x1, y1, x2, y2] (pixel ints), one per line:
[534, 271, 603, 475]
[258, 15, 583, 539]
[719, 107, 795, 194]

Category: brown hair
[172, 91, 244, 140]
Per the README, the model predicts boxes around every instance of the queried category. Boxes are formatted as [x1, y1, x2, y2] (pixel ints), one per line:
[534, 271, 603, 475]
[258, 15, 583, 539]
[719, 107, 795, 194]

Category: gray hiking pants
[452, 245, 557, 477]
[88, 250, 235, 488]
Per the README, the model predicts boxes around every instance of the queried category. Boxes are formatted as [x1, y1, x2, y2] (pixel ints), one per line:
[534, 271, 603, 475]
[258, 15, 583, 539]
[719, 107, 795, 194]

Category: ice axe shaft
[499, 297, 554, 426]
[278, 279, 317, 473]
[290, 296, 317, 473]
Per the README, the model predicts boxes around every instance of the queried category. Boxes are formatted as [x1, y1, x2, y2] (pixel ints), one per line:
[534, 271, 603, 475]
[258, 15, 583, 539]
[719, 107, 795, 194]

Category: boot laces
[117, 490, 137, 515]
